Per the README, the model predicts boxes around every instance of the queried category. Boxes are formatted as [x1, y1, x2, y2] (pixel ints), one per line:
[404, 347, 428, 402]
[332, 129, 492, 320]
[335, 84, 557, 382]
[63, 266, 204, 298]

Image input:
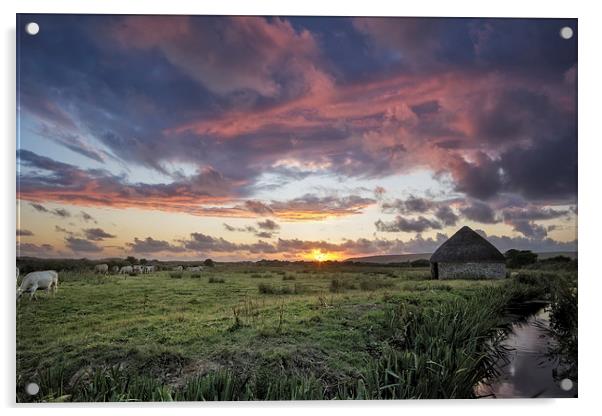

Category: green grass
[16, 263, 573, 402]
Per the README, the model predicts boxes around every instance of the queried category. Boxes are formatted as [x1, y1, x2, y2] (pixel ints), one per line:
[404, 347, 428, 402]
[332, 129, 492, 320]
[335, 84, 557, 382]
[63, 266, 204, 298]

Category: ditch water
[475, 302, 577, 399]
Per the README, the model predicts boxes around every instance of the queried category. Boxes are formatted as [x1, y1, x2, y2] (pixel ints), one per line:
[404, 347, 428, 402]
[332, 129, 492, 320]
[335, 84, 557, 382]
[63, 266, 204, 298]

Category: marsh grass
[16, 263, 573, 402]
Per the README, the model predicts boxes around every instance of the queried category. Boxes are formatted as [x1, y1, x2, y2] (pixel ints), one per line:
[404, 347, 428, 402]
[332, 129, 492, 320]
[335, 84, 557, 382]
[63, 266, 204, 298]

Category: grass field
[15, 263, 575, 402]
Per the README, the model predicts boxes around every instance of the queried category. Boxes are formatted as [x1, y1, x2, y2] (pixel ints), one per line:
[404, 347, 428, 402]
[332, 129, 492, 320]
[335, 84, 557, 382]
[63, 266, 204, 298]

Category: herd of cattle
[16, 264, 204, 301]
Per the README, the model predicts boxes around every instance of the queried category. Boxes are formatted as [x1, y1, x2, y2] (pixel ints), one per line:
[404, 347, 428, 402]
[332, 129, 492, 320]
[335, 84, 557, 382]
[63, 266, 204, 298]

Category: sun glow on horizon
[307, 248, 341, 262]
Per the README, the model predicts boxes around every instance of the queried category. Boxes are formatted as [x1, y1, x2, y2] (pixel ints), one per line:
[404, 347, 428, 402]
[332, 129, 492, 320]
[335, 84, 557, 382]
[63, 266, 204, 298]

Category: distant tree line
[504, 249, 577, 270]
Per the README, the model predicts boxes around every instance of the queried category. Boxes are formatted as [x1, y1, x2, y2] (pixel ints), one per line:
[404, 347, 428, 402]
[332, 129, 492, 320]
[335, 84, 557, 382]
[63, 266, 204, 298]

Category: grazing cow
[186, 266, 203, 272]
[111, 266, 119, 274]
[144, 265, 155, 274]
[94, 264, 109, 274]
[17, 270, 59, 301]
[133, 265, 144, 274]
[173, 266, 183, 271]
[119, 266, 133, 274]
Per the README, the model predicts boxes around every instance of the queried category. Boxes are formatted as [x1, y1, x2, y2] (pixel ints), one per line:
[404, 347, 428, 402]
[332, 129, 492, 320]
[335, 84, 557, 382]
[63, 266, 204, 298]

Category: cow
[119, 266, 133, 274]
[111, 265, 120, 274]
[186, 266, 203, 272]
[133, 265, 144, 274]
[94, 264, 109, 274]
[144, 265, 155, 274]
[173, 266, 183, 271]
[17, 270, 59, 301]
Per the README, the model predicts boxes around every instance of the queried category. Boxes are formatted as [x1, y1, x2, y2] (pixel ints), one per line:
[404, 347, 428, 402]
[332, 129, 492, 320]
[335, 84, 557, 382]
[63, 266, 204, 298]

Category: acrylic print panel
[16, 14, 577, 402]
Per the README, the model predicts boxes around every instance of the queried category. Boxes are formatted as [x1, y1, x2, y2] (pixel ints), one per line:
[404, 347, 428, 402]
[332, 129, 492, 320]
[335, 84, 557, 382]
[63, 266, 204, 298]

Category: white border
[2, 1, 600, 415]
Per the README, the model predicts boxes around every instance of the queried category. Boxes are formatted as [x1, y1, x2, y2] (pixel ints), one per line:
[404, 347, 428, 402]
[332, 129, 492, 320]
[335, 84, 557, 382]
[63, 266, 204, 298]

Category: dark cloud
[126, 237, 185, 253]
[80, 211, 96, 223]
[55, 225, 71, 234]
[52, 208, 71, 218]
[83, 228, 116, 241]
[434, 206, 459, 226]
[508, 220, 548, 239]
[375, 216, 442, 233]
[16, 229, 34, 236]
[17, 242, 54, 257]
[256, 232, 274, 239]
[475, 229, 576, 253]
[30, 203, 48, 213]
[257, 219, 280, 231]
[460, 201, 499, 224]
[502, 206, 569, 222]
[65, 236, 103, 253]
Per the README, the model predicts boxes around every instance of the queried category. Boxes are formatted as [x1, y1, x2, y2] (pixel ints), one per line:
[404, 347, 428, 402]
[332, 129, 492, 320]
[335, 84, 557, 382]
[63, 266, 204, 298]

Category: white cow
[119, 266, 133, 274]
[186, 266, 203, 272]
[133, 265, 144, 274]
[94, 264, 109, 274]
[173, 266, 183, 271]
[17, 270, 59, 301]
[144, 265, 155, 274]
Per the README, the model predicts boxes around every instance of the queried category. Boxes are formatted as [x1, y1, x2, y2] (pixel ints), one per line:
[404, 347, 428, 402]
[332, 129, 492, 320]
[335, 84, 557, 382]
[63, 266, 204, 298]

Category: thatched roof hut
[429, 226, 506, 279]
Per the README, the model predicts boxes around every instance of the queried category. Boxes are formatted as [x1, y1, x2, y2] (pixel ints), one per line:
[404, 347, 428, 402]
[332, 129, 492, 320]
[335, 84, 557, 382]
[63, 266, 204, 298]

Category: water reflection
[476, 306, 577, 398]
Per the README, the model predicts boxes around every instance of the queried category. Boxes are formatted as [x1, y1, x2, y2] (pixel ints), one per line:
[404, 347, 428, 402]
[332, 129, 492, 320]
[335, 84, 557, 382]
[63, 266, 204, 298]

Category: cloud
[17, 242, 54, 257]
[83, 228, 116, 241]
[508, 220, 548, 239]
[257, 219, 280, 231]
[16, 229, 34, 236]
[434, 206, 459, 226]
[27, 202, 72, 218]
[65, 236, 103, 253]
[255, 231, 274, 239]
[460, 201, 499, 224]
[52, 208, 71, 218]
[80, 211, 96, 223]
[126, 237, 185, 253]
[375, 216, 442, 233]
[17, 14, 577, 254]
[110, 16, 329, 98]
[30, 203, 49, 213]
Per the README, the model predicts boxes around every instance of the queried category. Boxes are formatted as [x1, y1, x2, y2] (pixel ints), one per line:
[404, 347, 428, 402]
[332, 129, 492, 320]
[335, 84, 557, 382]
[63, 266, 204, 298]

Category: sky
[16, 14, 577, 261]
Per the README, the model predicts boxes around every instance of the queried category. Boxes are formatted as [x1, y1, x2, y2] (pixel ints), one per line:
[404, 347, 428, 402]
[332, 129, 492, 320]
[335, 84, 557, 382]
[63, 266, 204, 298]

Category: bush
[505, 249, 538, 269]
[359, 279, 395, 291]
[410, 259, 430, 268]
[208, 277, 225, 283]
[190, 273, 201, 278]
[169, 272, 183, 279]
[329, 278, 356, 293]
[258, 282, 305, 295]
[282, 275, 296, 281]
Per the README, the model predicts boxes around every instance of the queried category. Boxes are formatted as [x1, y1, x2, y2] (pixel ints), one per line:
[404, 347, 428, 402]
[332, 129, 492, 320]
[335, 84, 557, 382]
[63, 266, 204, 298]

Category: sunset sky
[16, 15, 577, 261]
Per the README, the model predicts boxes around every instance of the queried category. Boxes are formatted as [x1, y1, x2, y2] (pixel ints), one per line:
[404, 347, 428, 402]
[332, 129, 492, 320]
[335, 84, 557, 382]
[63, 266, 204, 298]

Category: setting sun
[308, 249, 340, 262]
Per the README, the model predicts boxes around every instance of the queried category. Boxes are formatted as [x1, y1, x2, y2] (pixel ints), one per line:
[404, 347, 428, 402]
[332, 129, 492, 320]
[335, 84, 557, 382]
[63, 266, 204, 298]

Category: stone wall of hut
[437, 262, 506, 279]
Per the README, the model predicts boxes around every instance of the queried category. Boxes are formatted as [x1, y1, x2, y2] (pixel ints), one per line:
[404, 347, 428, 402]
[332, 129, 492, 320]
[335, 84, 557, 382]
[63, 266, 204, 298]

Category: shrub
[208, 277, 225, 283]
[329, 278, 356, 293]
[282, 275, 296, 281]
[190, 273, 202, 279]
[410, 259, 430, 267]
[359, 278, 395, 291]
[505, 249, 538, 269]
[258, 282, 305, 295]
[169, 272, 183, 279]
[128, 272, 138, 277]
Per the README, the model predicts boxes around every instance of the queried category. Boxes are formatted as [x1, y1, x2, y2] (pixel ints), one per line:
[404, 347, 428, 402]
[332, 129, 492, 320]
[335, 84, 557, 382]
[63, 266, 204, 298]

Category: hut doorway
[432, 262, 439, 279]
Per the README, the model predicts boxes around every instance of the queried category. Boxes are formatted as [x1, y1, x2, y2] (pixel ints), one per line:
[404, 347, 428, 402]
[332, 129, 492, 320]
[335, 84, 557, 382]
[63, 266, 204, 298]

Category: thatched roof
[430, 226, 505, 263]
